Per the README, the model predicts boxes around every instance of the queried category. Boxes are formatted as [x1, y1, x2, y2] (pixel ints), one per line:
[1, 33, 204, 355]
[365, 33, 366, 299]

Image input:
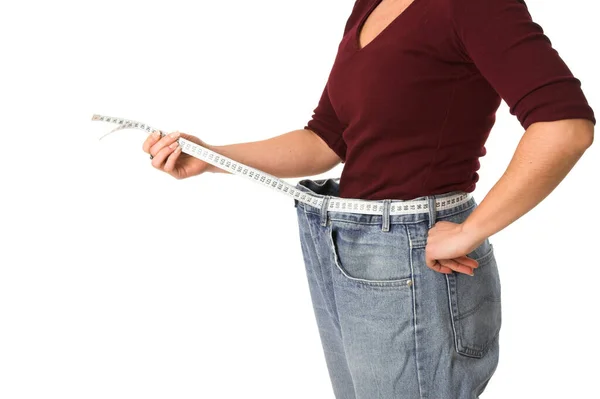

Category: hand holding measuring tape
[143, 130, 212, 179]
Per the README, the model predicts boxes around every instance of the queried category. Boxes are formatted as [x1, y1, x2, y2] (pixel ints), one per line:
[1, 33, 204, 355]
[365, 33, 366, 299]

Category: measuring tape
[92, 114, 472, 215]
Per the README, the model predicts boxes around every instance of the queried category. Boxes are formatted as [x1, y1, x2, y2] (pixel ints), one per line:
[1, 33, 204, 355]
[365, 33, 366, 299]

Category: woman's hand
[425, 221, 484, 275]
[142, 130, 212, 179]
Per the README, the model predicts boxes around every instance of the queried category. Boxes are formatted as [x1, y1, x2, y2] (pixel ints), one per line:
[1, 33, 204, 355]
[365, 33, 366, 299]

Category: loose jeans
[293, 178, 501, 399]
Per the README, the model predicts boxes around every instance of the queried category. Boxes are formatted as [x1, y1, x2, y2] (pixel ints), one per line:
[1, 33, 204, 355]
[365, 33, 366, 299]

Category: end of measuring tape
[92, 114, 165, 141]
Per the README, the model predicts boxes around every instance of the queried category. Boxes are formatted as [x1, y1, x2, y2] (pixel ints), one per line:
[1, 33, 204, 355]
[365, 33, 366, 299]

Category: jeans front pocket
[327, 220, 413, 288]
[446, 240, 502, 358]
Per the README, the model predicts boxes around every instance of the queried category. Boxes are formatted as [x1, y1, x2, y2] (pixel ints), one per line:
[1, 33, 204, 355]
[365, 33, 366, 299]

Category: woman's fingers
[163, 145, 182, 174]
[429, 261, 454, 274]
[427, 257, 478, 276]
[149, 131, 180, 158]
[438, 258, 475, 276]
[143, 131, 162, 154]
[151, 140, 179, 169]
[426, 250, 480, 276]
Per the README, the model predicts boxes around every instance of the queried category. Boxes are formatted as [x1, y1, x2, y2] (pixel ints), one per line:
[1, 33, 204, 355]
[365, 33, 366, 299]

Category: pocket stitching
[455, 294, 501, 321]
[327, 223, 412, 288]
[468, 243, 495, 265]
[447, 244, 501, 358]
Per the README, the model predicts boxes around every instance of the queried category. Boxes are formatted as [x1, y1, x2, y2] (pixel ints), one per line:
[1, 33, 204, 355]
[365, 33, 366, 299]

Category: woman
[142, 0, 595, 397]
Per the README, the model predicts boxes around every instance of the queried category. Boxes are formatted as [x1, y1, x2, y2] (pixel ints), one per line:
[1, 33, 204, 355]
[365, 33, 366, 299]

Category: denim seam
[302, 207, 341, 327]
[407, 225, 425, 399]
[459, 328, 500, 359]
[445, 274, 462, 357]
[455, 295, 502, 321]
[469, 244, 495, 264]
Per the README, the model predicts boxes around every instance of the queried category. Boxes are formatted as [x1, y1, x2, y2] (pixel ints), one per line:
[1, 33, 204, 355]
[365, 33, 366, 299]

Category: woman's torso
[306, 0, 594, 200]
[322, 0, 501, 200]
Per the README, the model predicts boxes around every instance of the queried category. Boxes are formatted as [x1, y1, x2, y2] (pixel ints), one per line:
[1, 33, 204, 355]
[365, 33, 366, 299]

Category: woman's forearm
[204, 129, 342, 178]
[462, 118, 594, 242]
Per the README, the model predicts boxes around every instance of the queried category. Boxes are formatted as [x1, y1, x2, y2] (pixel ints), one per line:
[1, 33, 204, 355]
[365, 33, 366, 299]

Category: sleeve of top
[303, 2, 364, 164]
[450, 0, 596, 130]
[304, 84, 348, 163]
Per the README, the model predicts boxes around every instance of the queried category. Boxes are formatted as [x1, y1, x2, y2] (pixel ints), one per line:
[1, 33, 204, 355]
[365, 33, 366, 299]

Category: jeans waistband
[294, 178, 476, 231]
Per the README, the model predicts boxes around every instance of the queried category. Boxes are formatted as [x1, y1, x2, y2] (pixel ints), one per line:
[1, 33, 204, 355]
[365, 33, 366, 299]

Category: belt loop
[427, 195, 437, 229]
[381, 199, 391, 232]
[320, 195, 331, 227]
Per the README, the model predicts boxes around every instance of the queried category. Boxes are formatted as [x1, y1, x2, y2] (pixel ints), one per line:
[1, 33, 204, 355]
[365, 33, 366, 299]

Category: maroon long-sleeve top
[305, 0, 595, 200]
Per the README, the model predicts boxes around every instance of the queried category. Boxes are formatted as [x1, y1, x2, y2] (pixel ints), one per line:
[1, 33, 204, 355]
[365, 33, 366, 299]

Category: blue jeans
[293, 178, 502, 399]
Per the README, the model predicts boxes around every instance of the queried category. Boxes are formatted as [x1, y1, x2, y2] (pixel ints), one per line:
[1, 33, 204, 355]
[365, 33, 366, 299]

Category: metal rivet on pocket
[406, 279, 412, 286]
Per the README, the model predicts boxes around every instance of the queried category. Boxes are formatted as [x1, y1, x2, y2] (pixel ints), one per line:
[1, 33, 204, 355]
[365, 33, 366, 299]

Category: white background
[1, 0, 598, 398]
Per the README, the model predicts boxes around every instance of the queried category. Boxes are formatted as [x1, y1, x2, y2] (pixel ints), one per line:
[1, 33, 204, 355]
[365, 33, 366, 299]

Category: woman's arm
[207, 128, 343, 178]
[425, 118, 594, 275]
[426, 0, 595, 275]
[463, 118, 594, 242]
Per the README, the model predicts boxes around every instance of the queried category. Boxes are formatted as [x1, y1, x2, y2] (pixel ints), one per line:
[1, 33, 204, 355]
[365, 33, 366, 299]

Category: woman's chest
[358, 0, 418, 50]
[327, 0, 474, 124]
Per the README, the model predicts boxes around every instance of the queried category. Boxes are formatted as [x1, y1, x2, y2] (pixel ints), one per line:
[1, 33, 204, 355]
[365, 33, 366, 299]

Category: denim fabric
[293, 178, 501, 399]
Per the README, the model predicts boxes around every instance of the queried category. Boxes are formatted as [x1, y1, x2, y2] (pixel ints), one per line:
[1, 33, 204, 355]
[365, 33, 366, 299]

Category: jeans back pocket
[446, 241, 502, 358]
